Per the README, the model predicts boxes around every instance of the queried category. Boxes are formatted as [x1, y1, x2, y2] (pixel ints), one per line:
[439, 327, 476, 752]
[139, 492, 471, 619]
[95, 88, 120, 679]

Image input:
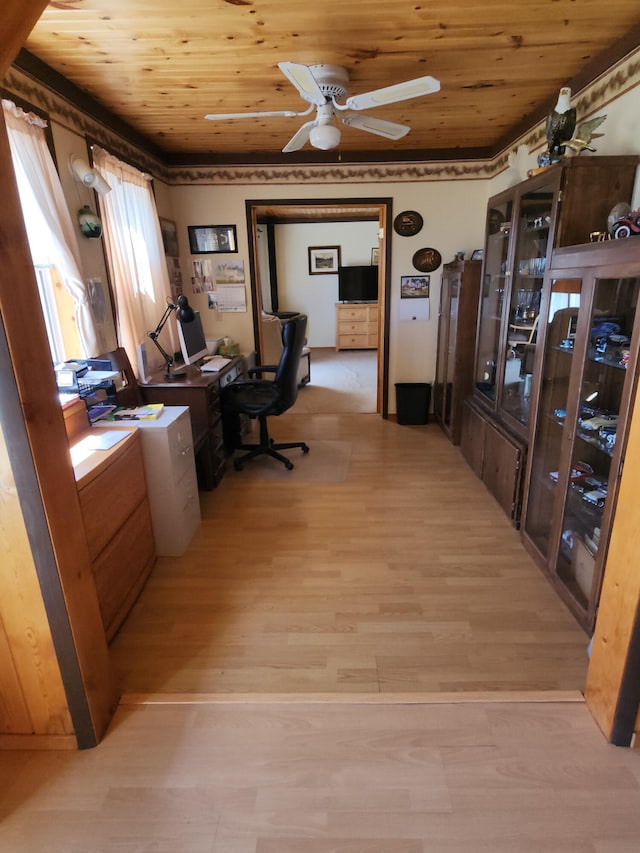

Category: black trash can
[395, 382, 431, 425]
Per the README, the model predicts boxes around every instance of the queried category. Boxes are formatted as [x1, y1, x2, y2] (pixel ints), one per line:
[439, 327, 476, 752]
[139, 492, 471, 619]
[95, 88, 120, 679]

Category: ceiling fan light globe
[309, 123, 341, 150]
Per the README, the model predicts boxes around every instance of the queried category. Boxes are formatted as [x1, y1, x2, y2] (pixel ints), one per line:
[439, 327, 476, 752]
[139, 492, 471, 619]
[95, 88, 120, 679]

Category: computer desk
[138, 355, 246, 490]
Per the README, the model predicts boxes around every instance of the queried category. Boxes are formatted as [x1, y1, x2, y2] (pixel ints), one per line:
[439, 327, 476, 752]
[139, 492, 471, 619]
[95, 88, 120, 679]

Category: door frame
[245, 197, 393, 417]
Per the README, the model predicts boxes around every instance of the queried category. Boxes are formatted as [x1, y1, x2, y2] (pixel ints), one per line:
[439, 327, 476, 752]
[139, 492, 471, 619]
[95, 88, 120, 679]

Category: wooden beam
[0, 1, 48, 77]
[0, 101, 117, 745]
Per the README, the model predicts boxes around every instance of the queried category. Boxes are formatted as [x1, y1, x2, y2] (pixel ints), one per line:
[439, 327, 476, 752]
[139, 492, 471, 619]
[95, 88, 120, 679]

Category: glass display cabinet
[464, 156, 638, 527]
[522, 240, 640, 631]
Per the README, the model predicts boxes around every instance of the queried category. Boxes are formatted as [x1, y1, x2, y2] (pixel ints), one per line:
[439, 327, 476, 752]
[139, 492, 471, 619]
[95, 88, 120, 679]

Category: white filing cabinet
[99, 405, 200, 556]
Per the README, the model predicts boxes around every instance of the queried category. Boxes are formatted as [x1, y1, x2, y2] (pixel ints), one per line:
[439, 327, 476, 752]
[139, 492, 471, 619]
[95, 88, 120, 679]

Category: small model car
[612, 210, 640, 239]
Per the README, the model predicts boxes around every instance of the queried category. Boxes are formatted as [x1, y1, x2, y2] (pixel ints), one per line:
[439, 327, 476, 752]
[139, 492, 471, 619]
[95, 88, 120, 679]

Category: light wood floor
[111, 413, 589, 698]
[2, 700, 640, 851]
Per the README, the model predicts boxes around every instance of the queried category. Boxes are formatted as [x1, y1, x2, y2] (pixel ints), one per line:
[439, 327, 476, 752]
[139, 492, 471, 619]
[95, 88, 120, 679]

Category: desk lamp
[148, 295, 195, 380]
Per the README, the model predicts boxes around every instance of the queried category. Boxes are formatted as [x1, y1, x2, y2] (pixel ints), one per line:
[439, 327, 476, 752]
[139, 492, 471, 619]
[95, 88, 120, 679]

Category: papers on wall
[216, 284, 247, 312]
[399, 298, 430, 322]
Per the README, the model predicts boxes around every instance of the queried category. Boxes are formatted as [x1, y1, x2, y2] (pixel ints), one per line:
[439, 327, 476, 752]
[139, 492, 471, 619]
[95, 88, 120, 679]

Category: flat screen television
[338, 265, 378, 303]
[177, 310, 209, 366]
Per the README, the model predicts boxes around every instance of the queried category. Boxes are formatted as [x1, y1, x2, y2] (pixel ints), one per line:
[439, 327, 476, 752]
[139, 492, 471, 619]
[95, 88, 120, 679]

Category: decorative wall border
[2, 66, 170, 181]
[3, 44, 639, 188]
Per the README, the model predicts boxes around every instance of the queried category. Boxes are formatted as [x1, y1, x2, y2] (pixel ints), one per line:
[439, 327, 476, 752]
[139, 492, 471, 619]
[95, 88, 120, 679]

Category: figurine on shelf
[564, 115, 607, 155]
[538, 87, 576, 167]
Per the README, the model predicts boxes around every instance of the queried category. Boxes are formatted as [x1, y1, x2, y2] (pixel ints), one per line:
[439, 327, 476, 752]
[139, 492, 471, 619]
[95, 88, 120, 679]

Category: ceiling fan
[204, 62, 440, 152]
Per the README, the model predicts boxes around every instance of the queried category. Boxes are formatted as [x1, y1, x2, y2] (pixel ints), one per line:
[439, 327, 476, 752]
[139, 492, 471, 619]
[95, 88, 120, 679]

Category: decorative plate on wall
[393, 210, 423, 237]
[412, 247, 442, 272]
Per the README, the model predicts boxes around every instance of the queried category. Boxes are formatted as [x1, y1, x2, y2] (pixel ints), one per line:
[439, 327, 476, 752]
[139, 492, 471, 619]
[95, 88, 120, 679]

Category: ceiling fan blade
[341, 113, 410, 140]
[205, 108, 306, 120]
[345, 75, 440, 110]
[282, 120, 316, 153]
[278, 62, 327, 107]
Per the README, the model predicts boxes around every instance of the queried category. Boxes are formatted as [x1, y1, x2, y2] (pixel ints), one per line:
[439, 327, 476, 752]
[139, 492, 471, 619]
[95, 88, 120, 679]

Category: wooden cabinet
[464, 156, 638, 525]
[461, 399, 525, 523]
[73, 428, 155, 641]
[433, 259, 481, 444]
[521, 239, 640, 632]
[140, 356, 245, 490]
[335, 302, 379, 350]
[99, 406, 200, 556]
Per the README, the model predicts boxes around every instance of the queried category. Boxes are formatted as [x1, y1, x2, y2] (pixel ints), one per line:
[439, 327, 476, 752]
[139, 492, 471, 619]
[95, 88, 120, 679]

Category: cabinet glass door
[500, 182, 554, 427]
[557, 273, 639, 611]
[475, 200, 513, 400]
[434, 276, 450, 425]
[524, 276, 582, 559]
[444, 275, 460, 427]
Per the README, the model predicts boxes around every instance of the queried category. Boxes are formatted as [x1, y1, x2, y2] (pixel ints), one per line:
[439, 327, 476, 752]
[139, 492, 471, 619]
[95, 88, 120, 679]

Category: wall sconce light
[69, 155, 112, 196]
[148, 295, 195, 380]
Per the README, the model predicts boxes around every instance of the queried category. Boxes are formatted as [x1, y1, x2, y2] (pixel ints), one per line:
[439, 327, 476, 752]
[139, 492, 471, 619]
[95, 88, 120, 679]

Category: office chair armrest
[248, 364, 278, 377]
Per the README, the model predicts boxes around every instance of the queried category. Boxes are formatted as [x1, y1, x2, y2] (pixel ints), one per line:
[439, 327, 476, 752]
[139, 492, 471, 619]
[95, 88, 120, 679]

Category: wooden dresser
[64, 398, 155, 641]
[335, 302, 379, 350]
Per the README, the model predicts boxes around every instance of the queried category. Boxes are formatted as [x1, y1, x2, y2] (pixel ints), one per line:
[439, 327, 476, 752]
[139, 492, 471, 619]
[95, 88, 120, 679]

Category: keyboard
[200, 355, 232, 372]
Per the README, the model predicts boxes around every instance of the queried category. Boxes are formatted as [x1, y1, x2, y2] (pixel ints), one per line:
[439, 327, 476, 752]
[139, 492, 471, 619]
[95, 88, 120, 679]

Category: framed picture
[308, 245, 341, 275]
[371, 247, 380, 265]
[188, 224, 237, 254]
[401, 275, 430, 299]
[159, 217, 179, 257]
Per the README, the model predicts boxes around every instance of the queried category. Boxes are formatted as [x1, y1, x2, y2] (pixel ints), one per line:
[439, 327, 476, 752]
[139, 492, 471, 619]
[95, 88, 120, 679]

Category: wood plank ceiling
[17, 1, 640, 163]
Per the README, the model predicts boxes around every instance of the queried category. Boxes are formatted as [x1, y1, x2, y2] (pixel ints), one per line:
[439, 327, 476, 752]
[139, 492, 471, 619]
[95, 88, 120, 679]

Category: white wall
[274, 220, 379, 347]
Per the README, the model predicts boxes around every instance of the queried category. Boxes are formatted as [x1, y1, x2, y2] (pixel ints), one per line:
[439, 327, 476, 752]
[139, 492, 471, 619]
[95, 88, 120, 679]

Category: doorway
[245, 197, 393, 417]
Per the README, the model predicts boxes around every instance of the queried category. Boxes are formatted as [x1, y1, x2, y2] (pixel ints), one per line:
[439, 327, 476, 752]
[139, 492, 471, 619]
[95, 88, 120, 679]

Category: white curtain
[92, 146, 175, 372]
[2, 99, 100, 357]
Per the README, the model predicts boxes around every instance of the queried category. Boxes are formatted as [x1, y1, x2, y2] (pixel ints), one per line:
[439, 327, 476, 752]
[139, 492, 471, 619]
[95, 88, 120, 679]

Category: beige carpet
[291, 347, 377, 414]
[230, 438, 351, 481]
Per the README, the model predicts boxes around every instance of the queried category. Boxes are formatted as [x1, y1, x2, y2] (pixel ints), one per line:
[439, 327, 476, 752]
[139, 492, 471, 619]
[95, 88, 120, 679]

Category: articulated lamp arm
[147, 295, 195, 380]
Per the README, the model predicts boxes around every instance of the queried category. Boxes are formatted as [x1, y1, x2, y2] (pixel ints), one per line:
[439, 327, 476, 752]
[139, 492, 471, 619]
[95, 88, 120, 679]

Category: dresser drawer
[79, 437, 147, 561]
[219, 361, 242, 387]
[338, 333, 369, 349]
[92, 497, 155, 639]
[339, 320, 367, 335]
[338, 306, 368, 322]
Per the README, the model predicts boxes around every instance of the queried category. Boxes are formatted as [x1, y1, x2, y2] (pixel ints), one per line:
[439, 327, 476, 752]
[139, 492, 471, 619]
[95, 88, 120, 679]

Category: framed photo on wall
[188, 224, 238, 254]
[159, 217, 179, 257]
[401, 275, 430, 298]
[308, 245, 341, 275]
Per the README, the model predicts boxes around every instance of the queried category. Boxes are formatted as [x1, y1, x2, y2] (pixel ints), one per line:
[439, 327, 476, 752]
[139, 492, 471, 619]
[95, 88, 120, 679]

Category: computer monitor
[177, 310, 209, 366]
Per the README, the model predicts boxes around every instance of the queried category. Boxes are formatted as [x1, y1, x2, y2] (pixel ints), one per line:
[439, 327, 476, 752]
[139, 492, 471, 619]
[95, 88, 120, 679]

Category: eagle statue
[544, 87, 576, 162]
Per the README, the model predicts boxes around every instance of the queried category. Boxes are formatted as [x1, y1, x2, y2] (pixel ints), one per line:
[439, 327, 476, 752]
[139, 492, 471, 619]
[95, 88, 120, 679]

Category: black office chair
[222, 313, 310, 471]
